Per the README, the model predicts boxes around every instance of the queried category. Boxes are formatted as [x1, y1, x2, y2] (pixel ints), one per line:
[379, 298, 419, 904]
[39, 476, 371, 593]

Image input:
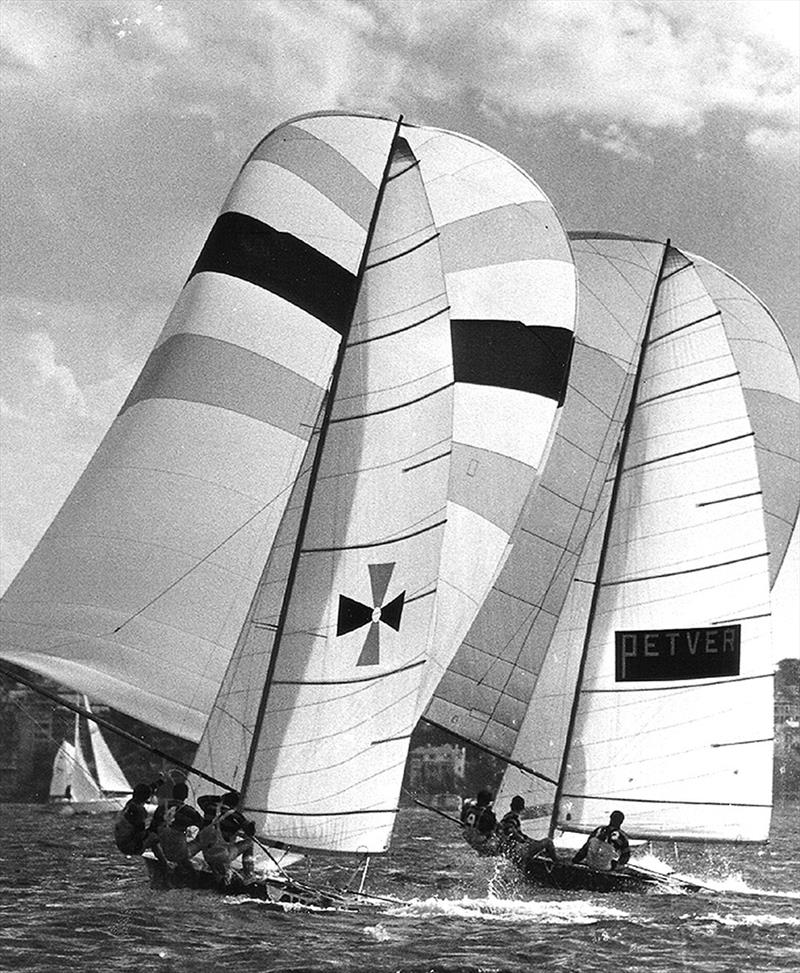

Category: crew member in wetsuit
[153, 781, 204, 867]
[113, 782, 154, 855]
[461, 789, 499, 853]
[497, 795, 558, 864]
[572, 810, 630, 871]
[195, 790, 255, 884]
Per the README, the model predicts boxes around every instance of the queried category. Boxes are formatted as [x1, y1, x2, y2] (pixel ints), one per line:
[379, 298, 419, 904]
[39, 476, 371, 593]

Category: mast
[548, 238, 672, 839]
[239, 116, 406, 800]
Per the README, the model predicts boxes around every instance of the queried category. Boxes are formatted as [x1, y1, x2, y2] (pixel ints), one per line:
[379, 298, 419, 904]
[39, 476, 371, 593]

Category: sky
[1, 0, 798, 657]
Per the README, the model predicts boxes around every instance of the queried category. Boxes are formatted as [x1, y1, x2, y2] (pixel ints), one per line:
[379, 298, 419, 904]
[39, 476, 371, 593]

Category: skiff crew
[572, 810, 630, 871]
[195, 790, 256, 884]
[113, 782, 155, 856]
[461, 789, 501, 853]
[150, 780, 204, 867]
[497, 795, 558, 863]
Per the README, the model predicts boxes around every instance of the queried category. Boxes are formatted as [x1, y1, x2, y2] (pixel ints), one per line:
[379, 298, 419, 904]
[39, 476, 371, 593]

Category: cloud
[2, 1, 796, 149]
[26, 332, 89, 415]
[746, 125, 800, 164]
[579, 123, 653, 162]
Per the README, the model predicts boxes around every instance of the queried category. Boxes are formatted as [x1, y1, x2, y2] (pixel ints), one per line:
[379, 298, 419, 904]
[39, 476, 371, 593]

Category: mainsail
[0, 112, 575, 745]
[483, 236, 798, 843]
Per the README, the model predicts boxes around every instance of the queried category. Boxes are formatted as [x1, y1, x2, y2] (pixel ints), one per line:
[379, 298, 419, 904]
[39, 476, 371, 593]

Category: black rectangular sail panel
[615, 626, 741, 681]
[450, 320, 573, 404]
[190, 212, 357, 334]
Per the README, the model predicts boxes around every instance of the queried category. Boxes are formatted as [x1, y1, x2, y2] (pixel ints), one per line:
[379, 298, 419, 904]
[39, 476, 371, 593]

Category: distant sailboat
[49, 698, 132, 814]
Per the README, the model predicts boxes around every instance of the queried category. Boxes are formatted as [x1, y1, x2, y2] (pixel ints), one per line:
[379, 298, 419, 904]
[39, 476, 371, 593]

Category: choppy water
[1, 803, 798, 972]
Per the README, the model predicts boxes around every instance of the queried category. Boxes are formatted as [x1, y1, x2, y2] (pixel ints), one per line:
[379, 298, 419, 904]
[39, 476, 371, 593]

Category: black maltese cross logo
[336, 562, 405, 666]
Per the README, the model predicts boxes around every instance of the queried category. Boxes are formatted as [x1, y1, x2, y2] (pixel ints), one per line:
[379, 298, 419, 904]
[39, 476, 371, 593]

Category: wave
[386, 895, 629, 925]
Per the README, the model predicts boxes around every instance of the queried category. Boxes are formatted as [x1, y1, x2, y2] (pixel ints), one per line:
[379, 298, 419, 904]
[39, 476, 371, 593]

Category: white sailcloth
[196, 133, 453, 853]
[556, 245, 774, 842]
[70, 714, 104, 804]
[0, 112, 575, 751]
[84, 698, 131, 795]
[49, 740, 76, 799]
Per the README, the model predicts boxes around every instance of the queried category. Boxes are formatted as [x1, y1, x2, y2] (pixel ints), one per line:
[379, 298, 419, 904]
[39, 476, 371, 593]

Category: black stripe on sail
[190, 211, 357, 334]
[451, 320, 573, 404]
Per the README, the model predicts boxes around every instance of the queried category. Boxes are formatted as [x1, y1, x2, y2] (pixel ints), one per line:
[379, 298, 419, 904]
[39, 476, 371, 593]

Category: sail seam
[301, 518, 447, 553]
[624, 431, 755, 471]
[561, 792, 771, 808]
[330, 381, 454, 422]
[698, 490, 762, 508]
[365, 233, 440, 269]
[637, 371, 740, 405]
[272, 658, 425, 686]
[348, 305, 450, 346]
[371, 733, 413, 745]
[658, 260, 694, 282]
[581, 671, 774, 692]
[649, 310, 720, 344]
[403, 450, 452, 472]
[710, 737, 773, 748]
[386, 160, 420, 180]
[597, 550, 768, 586]
[711, 612, 771, 624]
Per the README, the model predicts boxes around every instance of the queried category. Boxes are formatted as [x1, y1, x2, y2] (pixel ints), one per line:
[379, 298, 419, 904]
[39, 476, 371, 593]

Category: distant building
[407, 743, 465, 796]
[774, 665, 800, 797]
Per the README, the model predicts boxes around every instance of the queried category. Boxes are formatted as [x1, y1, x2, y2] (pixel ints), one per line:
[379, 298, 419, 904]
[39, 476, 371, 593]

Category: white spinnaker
[557, 246, 773, 842]
[431, 236, 662, 765]
[289, 114, 576, 716]
[85, 698, 131, 795]
[49, 740, 76, 798]
[196, 135, 453, 853]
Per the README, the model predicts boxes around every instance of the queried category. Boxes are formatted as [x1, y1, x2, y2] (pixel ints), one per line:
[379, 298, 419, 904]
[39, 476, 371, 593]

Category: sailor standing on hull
[572, 810, 631, 871]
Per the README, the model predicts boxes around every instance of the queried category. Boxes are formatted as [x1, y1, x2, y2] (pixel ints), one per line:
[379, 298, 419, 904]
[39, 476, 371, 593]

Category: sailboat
[425, 231, 800, 891]
[0, 112, 577, 900]
[49, 698, 132, 814]
[0, 112, 796, 898]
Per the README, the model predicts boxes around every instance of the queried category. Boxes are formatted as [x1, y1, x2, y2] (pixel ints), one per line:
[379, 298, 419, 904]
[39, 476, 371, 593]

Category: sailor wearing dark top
[498, 795, 558, 863]
[461, 789, 497, 835]
[113, 783, 153, 855]
[154, 782, 204, 866]
[195, 790, 255, 883]
[572, 810, 631, 871]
